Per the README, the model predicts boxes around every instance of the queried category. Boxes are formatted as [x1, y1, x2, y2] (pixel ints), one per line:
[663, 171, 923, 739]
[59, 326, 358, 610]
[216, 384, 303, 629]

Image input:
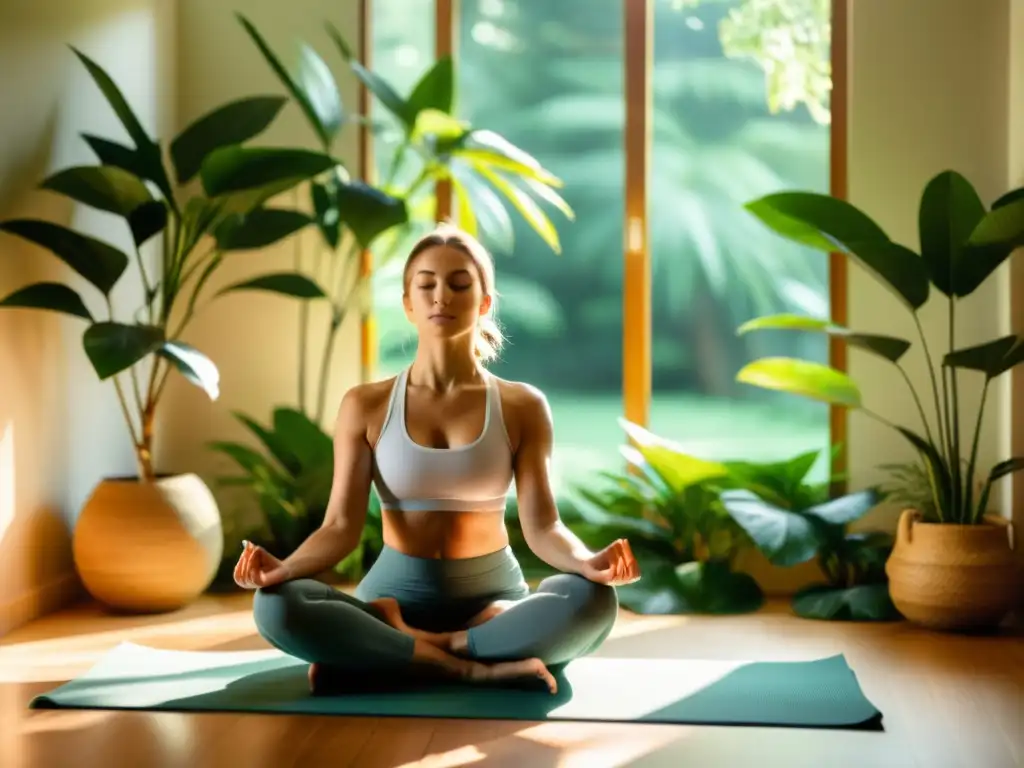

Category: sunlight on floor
[605, 613, 689, 641]
[0, 609, 256, 683]
[0, 422, 14, 543]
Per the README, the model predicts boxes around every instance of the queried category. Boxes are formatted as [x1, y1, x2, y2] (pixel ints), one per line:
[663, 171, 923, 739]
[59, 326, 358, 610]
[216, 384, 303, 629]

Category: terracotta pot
[73, 473, 224, 613]
[885, 508, 1019, 631]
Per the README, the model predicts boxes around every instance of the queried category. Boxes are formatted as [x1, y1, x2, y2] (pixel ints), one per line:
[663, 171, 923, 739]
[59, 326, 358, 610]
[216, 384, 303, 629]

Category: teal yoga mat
[30, 642, 883, 730]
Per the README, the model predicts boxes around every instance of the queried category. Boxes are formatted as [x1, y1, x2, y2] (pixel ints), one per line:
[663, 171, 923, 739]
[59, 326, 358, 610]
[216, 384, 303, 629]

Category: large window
[371, 0, 837, 491]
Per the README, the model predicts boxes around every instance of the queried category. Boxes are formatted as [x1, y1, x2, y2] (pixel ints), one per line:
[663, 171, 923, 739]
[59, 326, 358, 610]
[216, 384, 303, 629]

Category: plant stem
[133, 244, 154, 324]
[895, 362, 937, 448]
[295, 187, 309, 414]
[949, 298, 963, 522]
[314, 240, 363, 422]
[912, 313, 949, 463]
[965, 379, 989, 523]
[104, 295, 146, 478]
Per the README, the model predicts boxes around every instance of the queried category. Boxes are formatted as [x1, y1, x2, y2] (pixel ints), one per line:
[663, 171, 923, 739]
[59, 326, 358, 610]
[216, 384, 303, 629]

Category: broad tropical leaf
[803, 488, 881, 526]
[407, 56, 455, 120]
[745, 192, 930, 309]
[171, 95, 288, 183]
[271, 407, 333, 468]
[719, 489, 821, 567]
[325, 22, 413, 127]
[737, 313, 911, 363]
[969, 197, 1024, 248]
[0, 282, 93, 320]
[917, 170, 986, 297]
[791, 583, 900, 621]
[618, 419, 729, 491]
[238, 15, 343, 149]
[214, 208, 313, 251]
[335, 181, 408, 248]
[158, 341, 220, 399]
[216, 272, 327, 299]
[40, 165, 153, 217]
[735, 357, 862, 408]
[199, 146, 338, 197]
[83, 322, 164, 379]
[944, 335, 1021, 379]
[0, 219, 128, 295]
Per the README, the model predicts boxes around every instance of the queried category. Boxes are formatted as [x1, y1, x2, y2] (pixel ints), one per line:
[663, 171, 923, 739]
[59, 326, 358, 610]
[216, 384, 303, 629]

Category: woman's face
[403, 244, 491, 343]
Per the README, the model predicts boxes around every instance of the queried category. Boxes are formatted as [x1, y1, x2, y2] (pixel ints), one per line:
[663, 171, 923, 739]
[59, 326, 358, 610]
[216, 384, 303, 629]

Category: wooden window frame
[360, 0, 850, 489]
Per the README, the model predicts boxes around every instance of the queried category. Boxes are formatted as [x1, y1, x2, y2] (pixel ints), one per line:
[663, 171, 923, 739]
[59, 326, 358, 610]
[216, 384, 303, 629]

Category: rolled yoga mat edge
[28, 642, 884, 731]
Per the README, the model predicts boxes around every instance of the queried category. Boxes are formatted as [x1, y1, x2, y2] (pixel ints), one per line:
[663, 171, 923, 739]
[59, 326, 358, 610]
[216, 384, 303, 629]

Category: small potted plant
[733, 172, 1023, 631]
[0, 47, 335, 612]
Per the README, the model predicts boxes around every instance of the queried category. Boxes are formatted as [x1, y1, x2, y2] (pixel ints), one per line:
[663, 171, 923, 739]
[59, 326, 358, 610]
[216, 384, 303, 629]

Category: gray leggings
[252, 545, 618, 673]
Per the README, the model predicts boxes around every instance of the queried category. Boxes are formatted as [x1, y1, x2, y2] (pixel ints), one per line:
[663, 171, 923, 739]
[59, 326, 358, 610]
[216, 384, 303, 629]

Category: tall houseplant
[0, 47, 336, 611]
[208, 15, 574, 582]
[734, 171, 1024, 629]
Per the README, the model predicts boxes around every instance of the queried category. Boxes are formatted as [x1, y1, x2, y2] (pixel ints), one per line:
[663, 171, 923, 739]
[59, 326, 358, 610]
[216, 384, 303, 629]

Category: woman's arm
[512, 385, 598, 574]
[276, 386, 373, 580]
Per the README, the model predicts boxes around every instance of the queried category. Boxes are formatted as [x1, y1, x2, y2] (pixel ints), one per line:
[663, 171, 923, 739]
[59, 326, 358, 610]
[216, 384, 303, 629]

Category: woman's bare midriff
[381, 509, 510, 559]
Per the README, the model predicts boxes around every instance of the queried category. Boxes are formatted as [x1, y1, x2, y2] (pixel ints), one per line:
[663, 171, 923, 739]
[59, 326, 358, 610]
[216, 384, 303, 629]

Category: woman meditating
[232, 224, 641, 695]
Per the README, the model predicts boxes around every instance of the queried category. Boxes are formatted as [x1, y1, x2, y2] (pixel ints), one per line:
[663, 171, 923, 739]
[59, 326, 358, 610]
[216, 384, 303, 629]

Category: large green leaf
[237, 15, 343, 150]
[231, 412, 301, 475]
[803, 488, 882, 527]
[325, 22, 413, 128]
[618, 419, 729, 491]
[745, 192, 930, 310]
[951, 240, 1018, 298]
[407, 56, 455, 120]
[199, 146, 337, 197]
[0, 282, 93, 321]
[737, 313, 912, 363]
[969, 196, 1024, 249]
[214, 208, 313, 251]
[82, 322, 164, 379]
[791, 583, 900, 622]
[735, 357, 862, 408]
[335, 181, 409, 248]
[992, 187, 1024, 210]
[170, 96, 287, 184]
[722, 448, 824, 509]
[310, 180, 341, 249]
[126, 200, 169, 246]
[473, 164, 562, 254]
[944, 335, 1021, 379]
[0, 219, 128, 295]
[208, 439, 285, 478]
[918, 170, 986, 297]
[272, 407, 333, 469]
[40, 164, 153, 216]
[72, 50, 174, 205]
[157, 341, 220, 400]
[72, 47, 151, 149]
[719, 490, 821, 567]
[215, 272, 327, 300]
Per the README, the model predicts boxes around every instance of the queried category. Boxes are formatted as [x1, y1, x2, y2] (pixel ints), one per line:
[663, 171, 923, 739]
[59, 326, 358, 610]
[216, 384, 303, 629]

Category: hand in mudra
[580, 538, 641, 586]
[233, 540, 290, 590]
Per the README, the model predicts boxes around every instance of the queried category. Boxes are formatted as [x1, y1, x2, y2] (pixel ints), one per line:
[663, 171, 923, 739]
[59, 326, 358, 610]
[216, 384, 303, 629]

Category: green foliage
[566, 420, 848, 616]
[0, 47, 328, 479]
[737, 172, 1024, 525]
[209, 409, 384, 582]
[673, 0, 833, 125]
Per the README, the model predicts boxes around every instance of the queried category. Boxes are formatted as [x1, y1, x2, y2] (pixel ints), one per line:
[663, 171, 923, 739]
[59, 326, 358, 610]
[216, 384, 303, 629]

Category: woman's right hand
[233, 540, 291, 590]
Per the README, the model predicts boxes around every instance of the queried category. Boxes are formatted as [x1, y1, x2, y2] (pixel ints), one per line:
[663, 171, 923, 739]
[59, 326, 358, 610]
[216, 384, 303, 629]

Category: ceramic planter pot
[885, 508, 1019, 631]
[73, 473, 223, 612]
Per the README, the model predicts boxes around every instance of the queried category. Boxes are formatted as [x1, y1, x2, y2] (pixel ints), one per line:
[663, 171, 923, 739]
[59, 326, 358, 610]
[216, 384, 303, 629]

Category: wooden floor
[0, 593, 1021, 768]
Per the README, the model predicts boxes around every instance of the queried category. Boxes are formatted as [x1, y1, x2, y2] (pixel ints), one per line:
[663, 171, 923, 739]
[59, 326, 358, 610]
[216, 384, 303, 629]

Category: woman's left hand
[579, 538, 641, 586]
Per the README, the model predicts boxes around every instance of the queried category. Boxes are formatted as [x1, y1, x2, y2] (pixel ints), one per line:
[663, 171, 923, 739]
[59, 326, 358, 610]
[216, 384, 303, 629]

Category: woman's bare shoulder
[493, 376, 552, 419]
[336, 376, 398, 426]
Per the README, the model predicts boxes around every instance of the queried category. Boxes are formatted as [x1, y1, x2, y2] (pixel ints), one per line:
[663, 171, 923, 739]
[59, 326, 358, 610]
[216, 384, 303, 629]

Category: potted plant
[207, 15, 573, 582]
[733, 172, 1024, 630]
[0, 47, 337, 612]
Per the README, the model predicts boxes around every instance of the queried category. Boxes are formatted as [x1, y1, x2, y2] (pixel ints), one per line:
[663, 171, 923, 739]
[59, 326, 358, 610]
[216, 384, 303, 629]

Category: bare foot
[469, 658, 558, 694]
[371, 597, 454, 650]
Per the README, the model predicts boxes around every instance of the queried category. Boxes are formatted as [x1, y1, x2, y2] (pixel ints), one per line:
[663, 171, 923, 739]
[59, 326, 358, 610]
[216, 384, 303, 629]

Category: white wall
[0, 0, 176, 633]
